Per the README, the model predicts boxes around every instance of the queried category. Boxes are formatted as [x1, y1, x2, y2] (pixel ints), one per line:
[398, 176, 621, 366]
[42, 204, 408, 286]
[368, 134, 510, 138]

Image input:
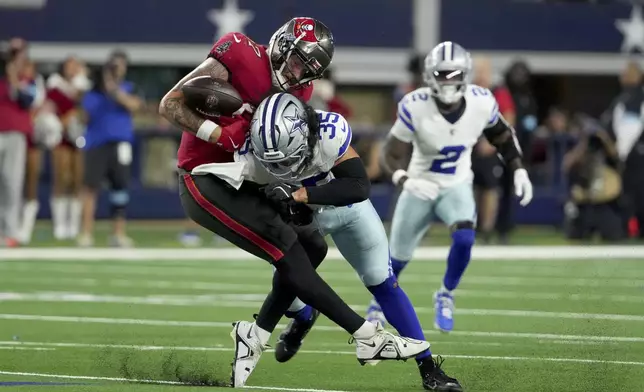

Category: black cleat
[274, 309, 320, 362]
[419, 355, 463, 391]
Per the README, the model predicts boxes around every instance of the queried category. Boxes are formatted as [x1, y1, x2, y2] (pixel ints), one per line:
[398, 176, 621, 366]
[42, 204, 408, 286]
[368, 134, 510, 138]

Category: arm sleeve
[389, 100, 415, 143]
[305, 157, 371, 206]
[483, 114, 523, 168]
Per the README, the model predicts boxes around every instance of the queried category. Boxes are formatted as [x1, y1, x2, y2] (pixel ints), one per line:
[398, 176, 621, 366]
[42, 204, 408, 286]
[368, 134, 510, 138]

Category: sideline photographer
[0, 38, 44, 247]
[563, 115, 624, 242]
[78, 50, 143, 248]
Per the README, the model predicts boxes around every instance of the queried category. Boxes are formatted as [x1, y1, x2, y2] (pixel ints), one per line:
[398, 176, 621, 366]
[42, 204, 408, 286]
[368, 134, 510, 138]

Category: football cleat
[274, 308, 320, 363]
[351, 324, 430, 366]
[419, 355, 463, 391]
[365, 299, 387, 328]
[230, 320, 266, 388]
[434, 291, 455, 333]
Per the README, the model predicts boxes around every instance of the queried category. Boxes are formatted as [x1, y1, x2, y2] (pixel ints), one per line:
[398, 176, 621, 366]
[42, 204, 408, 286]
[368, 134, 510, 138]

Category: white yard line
[1, 292, 644, 321]
[2, 276, 643, 303]
[0, 347, 55, 351]
[2, 314, 644, 343]
[0, 371, 349, 392]
[3, 246, 644, 260]
[0, 343, 642, 368]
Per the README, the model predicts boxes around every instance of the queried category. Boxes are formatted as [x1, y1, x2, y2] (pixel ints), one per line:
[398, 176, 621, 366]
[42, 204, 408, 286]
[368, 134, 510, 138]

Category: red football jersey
[177, 32, 313, 171]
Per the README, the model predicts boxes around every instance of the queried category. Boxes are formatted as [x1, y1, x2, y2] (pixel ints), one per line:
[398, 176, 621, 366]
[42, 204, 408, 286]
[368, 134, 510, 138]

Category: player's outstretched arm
[293, 147, 371, 206]
[159, 58, 229, 136]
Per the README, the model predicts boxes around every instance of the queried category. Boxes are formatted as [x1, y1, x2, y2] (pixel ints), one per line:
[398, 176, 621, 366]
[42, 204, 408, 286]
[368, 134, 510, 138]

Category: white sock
[253, 323, 271, 346]
[51, 198, 67, 239]
[439, 284, 454, 296]
[352, 321, 378, 339]
[68, 197, 82, 237]
[287, 298, 307, 313]
[18, 200, 39, 244]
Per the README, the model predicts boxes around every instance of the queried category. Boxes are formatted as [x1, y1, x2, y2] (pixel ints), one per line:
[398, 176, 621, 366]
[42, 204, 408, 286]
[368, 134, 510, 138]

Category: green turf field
[24, 220, 644, 247]
[0, 246, 643, 391]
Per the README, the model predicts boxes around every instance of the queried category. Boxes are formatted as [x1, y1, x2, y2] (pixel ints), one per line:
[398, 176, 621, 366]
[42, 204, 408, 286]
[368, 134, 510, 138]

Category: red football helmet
[268, 17, 335, 90]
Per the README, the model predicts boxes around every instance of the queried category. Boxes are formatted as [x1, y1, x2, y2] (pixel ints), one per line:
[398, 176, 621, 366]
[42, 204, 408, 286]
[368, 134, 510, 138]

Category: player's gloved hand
[262, 182, 313, 226]
[403, 178, 439, 201]
[513, 168, 533, 206]
[263, 182, 298, 205]
[215, 117, 250, 152]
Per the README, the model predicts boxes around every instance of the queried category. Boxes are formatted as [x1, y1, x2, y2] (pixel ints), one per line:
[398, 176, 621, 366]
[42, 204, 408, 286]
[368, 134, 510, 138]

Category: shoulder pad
[209, 32, 264, 68]
[315, 111, 352, 171]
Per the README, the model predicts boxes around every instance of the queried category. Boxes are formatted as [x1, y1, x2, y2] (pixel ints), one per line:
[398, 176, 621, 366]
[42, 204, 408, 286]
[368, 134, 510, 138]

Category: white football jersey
[235, 110, 352, 187]
[390, 85, 500, 188]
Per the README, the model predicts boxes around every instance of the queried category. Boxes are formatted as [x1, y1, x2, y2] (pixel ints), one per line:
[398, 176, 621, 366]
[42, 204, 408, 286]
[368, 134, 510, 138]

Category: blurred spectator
[310, 68, 352, 118]
[393, 53, 424, 103]
[49, 57, 91, 241]
[531, 107, 578, 188]
[471, 56, 516, 243]
[603, 61, 644, 238]
[496, 60, 538, 243]
[0, 38, 44, 247]
[16, 60, 49, 245]
[78, 50, 143, 248]
[562, 118, 624, 241]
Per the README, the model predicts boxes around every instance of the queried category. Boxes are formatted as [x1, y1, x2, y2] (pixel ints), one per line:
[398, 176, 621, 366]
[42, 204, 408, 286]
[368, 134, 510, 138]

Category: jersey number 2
[430, 145, 466, 174]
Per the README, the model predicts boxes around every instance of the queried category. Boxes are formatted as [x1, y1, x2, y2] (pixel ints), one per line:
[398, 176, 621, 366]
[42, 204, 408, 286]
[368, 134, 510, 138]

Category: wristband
[392, 169, 407, 186]
[196, 120, 218, 142]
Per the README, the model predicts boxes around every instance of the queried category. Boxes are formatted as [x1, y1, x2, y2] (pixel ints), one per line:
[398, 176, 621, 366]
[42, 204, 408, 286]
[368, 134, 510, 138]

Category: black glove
[263, 182, 298, 205]
[262, 182, 313, 226]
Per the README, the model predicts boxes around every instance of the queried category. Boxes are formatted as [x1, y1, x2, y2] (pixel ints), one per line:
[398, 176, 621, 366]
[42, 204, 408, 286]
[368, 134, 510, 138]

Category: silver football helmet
[424, 41, 472, 104]
[268, 17, 335, 90]
[250, 93, 312, 180]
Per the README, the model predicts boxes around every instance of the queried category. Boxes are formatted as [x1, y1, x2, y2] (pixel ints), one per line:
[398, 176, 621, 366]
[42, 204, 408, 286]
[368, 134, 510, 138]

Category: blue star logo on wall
[207, 0, 254, 41]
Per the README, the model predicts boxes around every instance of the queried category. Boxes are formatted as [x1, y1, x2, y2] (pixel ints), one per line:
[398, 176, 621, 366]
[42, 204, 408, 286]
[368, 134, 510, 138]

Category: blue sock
[443, 228, 475, 291]
[285, 305, 313, 322]
[368, 275, 431, 362]
[390, 257, 409, 278]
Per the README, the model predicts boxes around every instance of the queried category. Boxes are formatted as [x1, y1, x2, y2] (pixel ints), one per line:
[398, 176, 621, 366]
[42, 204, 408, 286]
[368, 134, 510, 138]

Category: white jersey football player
[366, 41, 533, 333]
[234, 92, 463, 391]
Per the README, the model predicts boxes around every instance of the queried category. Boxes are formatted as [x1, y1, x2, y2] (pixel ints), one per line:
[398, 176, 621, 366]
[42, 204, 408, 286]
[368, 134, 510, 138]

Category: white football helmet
[424, 41, 472, 104]
[249, 93, 312, 180]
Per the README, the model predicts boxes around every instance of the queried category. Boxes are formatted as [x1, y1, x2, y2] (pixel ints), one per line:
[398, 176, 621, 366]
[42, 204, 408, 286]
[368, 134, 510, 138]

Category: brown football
[181, 76, 243, 117]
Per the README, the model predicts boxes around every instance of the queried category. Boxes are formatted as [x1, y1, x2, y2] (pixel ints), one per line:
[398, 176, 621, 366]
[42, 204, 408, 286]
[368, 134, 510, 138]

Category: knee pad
[109, 189, 129, 218]
[451, 225, 476, 248]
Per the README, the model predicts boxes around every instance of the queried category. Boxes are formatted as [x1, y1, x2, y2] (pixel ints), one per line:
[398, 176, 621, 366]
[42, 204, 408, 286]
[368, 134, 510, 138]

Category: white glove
[403, 178, 440, 201]
[393, 169, 439, 201]
[513, 168, 533, 206]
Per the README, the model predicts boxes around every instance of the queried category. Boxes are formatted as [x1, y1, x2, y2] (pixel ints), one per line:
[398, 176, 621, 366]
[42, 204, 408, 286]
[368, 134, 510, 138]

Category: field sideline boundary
[2, 245, 644, 261]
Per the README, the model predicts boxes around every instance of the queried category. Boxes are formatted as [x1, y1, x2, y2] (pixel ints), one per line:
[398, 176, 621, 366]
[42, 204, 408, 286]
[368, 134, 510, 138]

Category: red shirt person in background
[471, 56, 516, 244]
[0, 38, 44, 247]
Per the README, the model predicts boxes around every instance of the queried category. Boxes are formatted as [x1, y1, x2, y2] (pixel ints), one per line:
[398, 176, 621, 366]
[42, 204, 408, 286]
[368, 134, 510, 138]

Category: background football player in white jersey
[233, 92, 462, 391]
[366, 42, 533, 333]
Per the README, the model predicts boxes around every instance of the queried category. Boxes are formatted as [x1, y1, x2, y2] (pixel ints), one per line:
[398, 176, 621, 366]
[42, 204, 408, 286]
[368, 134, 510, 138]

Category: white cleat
[352, 324, 430, 366]
[230, 320, 266, 388]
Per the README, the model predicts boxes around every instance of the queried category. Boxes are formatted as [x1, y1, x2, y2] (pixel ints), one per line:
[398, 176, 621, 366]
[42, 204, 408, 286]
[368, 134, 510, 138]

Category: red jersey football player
[159, 17, 428, 388]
